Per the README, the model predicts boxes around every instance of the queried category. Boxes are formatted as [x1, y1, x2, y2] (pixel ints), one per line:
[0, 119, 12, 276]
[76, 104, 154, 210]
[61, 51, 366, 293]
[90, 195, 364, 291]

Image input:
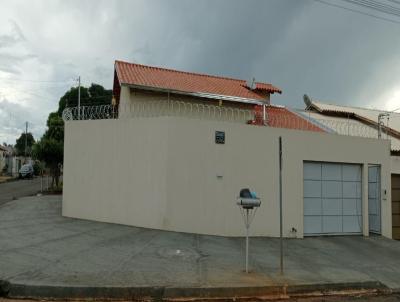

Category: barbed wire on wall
[63, 100, 254, 123]
[62, 104, 117, 121]
[62, 101, 384, 140]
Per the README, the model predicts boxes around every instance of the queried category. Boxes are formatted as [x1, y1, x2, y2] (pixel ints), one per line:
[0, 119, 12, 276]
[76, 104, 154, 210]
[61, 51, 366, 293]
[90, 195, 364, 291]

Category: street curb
[3, 280, 389, 301]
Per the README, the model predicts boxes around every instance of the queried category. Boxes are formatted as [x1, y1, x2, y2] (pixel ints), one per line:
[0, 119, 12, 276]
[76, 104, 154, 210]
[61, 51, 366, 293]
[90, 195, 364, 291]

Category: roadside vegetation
[31, 83, 112, 190]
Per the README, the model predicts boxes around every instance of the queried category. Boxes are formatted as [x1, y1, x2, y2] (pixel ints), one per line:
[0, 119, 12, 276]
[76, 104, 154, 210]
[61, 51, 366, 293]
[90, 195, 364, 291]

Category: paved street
[1, 295, 400, 302]
[2, 195, 400, 301]
[1, 293, 400, 302]
[0, 178, 42, 206]
[289, 295, 400, 302]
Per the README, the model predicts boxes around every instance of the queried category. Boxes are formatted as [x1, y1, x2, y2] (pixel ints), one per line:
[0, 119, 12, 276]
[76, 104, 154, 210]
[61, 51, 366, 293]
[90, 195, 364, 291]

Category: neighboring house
[62, 61, 392, 239]
[2, 145, 22, 177]
[0, 145, 7, 174]
[298, 95, 400, 239]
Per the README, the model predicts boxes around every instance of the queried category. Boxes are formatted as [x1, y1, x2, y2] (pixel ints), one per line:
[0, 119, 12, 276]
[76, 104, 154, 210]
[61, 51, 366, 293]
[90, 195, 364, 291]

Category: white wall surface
[63, 117, 392, 238]
[391, 156, 400, 174]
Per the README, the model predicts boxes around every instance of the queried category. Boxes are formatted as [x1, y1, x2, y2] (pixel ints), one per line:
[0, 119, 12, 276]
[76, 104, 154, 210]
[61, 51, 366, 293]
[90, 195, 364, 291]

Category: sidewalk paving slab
[1, 196, 400, 300]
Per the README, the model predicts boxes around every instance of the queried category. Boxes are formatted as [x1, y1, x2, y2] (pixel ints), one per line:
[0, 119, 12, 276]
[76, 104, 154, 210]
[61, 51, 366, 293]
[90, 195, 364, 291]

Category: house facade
[0, 145, 21, 176]
[297, 96, 400, 239]
[62, 61, 392, 239]
[0, 145, 7, 174]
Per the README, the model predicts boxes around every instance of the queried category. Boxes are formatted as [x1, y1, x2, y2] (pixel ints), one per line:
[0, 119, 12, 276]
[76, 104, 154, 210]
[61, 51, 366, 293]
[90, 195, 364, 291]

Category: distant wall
[63, 117, 392, 238]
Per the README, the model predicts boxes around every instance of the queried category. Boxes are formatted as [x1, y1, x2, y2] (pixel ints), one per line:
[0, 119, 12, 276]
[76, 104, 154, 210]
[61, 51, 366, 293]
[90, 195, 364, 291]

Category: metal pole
[78, 76, 81, 120]
[378, 115, 381, 139]
[263, 104, 266, 125]
[279, 136, 283, 275]
[246, 209, 249, 273]
[24, 121, 28, 162]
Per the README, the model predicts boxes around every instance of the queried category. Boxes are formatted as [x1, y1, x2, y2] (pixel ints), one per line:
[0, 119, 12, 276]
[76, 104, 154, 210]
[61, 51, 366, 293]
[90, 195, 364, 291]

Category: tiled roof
[306, 98, 400, 140]
[251, 105, 325, 132]
[114, 60, 281, 102]
[297, 109, 400, 151]
[267, 107, 324, 132]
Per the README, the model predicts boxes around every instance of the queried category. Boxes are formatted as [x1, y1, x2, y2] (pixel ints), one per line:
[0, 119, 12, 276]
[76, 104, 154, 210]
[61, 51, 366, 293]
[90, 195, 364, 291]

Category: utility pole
[279, 136, 283, 275]
[24, 121, 28, 163]
[78, 76, 81, 120]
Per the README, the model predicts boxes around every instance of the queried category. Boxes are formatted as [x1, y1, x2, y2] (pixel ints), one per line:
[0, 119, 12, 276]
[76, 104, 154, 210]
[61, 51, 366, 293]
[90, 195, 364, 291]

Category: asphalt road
[291, 295, 400, 302]
[0, 177, 42, 206]
[1, 294, 400, 302]
[0, 294, 400, 302]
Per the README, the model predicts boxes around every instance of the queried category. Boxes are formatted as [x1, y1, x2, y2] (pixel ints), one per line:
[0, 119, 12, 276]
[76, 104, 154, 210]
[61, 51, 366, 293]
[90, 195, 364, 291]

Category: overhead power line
[341, 0, 400, 18]
[314, 0, 400, 25]
[0, 78, 74, 83]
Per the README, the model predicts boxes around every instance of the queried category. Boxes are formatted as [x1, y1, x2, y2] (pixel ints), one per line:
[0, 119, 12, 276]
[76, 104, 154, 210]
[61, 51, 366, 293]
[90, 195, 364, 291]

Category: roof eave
[122, 83, 267, 105]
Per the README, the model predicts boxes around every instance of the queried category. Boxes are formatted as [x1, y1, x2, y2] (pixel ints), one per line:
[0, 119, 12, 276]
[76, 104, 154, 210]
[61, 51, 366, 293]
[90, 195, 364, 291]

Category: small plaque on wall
[215, 131, 225, 144]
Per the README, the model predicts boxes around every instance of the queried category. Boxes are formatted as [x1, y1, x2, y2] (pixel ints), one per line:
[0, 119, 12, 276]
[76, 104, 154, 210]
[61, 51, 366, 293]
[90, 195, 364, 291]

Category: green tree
[32, 138, 63, 187]
[33, 83, 111, 188]
[15, 132, 35, 156]
[57, 83, 112, 115]
[44, 113, 64, 141]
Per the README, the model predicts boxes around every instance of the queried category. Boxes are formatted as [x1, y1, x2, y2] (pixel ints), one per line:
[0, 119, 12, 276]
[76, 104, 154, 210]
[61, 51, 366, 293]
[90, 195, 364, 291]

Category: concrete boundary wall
[63, 117, 392, 238]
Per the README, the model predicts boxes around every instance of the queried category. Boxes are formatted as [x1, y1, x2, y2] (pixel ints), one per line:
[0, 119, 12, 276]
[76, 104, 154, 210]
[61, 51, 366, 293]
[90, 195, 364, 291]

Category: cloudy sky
[1, 0, 400, 144]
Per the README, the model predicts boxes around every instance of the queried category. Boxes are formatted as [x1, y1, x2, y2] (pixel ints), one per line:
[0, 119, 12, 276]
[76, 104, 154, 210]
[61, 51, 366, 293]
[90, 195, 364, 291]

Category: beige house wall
[63, 117, 392, 238]
[118, 86, 257, 122]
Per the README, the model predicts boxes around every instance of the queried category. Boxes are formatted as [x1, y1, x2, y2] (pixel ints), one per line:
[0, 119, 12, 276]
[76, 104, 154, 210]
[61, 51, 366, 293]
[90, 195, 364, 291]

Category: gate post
[362, 163, 369, 236]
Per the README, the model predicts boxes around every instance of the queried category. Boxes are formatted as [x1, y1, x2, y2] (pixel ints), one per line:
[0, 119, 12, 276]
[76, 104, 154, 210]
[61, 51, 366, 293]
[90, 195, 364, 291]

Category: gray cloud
[0, 19, 25, 48]
[1, 0, 400, 144]
[0, 98, 45, 144]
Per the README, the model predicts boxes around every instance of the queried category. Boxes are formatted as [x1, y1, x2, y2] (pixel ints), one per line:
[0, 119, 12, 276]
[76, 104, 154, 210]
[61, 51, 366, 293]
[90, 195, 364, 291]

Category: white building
[0, 145, 7, 174]
[62, 61, 392, 239]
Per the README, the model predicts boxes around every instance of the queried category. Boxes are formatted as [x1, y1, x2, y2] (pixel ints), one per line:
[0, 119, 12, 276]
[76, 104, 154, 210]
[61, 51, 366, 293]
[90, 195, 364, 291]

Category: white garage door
[303, 162, 362, 236]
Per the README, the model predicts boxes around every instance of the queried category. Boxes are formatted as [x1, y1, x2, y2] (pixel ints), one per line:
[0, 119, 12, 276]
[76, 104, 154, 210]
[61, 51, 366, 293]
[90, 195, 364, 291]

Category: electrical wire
[314, 0, 400, 25]
[0, 78, 74, 84]
[341, 0, 400, 17]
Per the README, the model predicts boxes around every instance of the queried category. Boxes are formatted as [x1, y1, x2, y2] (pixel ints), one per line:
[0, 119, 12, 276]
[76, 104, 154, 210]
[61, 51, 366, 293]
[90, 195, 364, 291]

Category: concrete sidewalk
[1, 196, 400, 299]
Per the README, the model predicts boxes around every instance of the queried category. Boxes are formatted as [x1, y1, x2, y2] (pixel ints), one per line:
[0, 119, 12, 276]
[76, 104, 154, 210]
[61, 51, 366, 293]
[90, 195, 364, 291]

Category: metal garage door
[392, 174, 400, 240]
[304, 162, 362, 236]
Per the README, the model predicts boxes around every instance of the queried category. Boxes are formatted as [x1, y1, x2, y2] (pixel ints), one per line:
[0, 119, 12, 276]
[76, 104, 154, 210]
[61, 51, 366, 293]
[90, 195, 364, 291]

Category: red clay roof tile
[114, 60, 281, 102]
